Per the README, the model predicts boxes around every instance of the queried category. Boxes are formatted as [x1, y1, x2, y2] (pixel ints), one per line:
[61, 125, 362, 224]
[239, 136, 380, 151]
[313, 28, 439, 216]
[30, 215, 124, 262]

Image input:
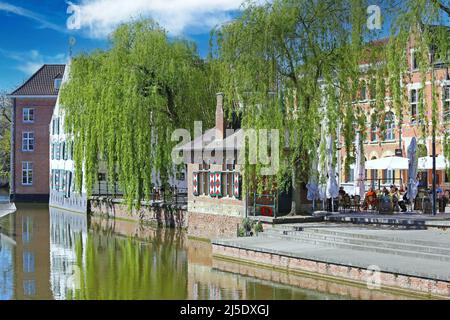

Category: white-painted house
[49, 63, 88, 213]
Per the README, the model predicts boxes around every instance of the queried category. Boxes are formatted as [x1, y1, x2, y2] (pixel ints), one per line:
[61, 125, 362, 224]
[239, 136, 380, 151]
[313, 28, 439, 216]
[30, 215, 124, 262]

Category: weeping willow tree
[213, 0, 449, 213]
[60, 20, 218, 209]
[212, 0, 374, 213]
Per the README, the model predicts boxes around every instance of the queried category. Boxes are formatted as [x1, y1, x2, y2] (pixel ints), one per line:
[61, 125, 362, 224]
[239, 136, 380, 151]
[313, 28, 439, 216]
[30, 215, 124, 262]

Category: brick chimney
[215, 92, 226, 139]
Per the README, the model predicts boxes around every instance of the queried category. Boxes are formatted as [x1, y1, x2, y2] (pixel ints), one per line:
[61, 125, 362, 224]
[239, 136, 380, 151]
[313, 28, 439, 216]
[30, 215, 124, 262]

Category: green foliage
[238, 217, 264, 237]
[60, 20, 218, 209]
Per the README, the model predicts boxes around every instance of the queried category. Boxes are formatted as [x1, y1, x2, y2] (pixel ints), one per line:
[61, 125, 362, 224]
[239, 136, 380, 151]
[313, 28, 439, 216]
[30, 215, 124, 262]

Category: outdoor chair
[352, 195, 361, 212]
[342, 194, 351, 213]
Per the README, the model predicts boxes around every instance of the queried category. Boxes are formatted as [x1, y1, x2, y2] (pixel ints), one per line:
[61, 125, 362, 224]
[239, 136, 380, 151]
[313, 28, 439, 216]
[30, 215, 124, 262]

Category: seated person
[394, 187, 407, 212]
[364, 187, 378, 209]
[339, 186, 346, 197]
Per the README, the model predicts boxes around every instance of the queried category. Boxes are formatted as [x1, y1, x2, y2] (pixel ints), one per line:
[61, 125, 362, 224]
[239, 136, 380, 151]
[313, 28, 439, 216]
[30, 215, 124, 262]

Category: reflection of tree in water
[67, 228, 187, 300]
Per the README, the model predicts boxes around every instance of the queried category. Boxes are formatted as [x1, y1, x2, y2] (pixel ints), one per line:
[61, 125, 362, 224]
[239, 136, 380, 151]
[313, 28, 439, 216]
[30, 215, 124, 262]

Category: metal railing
[253, 193, 278, 218]
[91, 181, 187, 206]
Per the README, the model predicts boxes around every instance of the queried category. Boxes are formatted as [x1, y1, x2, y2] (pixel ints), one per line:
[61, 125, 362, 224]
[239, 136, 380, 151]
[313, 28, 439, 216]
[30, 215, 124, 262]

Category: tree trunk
[288, 166, 302, 216]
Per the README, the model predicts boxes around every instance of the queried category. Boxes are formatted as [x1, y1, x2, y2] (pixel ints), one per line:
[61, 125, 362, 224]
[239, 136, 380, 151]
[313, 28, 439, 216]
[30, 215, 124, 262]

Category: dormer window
[54, 78, 62, 91]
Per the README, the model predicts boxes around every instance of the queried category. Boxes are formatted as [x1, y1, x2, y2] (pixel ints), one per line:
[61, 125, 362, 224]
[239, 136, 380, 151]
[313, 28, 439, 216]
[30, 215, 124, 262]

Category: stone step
[324, 215, 428, 228]
[298, 227, 450, 250]
[281, 229, 450, 256]
[259, 229, 450, 262]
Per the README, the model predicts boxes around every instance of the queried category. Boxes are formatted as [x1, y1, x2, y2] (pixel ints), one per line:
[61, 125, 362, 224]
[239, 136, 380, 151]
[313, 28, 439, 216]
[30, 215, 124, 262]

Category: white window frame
[22, 108, 35, 123]
[22, 162, 33, 186]
[54, 78, 62, 90]
[22, 132, 35, 152]
[384, 112, 395, 141]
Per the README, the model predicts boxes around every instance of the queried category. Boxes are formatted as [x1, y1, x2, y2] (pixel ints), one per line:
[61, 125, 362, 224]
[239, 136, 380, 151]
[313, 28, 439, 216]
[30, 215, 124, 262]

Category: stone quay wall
[88, 197, 243, 239]
[89, 197, 187, 228]
[212, 244, 450, 298]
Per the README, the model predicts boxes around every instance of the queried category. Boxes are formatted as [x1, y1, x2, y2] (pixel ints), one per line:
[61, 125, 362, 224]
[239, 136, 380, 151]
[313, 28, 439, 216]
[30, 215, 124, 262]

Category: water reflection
[0, 205, 414, 300]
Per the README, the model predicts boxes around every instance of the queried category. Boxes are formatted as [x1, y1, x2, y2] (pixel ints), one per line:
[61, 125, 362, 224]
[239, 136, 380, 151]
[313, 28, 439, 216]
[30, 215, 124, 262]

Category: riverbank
[212, 224, 450, 298]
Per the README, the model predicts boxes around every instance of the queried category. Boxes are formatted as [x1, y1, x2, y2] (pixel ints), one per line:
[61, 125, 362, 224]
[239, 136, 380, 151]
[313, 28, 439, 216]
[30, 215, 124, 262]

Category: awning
[418, 155, 449, 170]
[365, 156, 409, 170]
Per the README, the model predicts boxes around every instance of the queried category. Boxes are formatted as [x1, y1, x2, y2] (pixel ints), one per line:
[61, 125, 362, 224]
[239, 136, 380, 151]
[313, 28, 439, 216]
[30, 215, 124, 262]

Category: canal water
[0, 204, 412, 300]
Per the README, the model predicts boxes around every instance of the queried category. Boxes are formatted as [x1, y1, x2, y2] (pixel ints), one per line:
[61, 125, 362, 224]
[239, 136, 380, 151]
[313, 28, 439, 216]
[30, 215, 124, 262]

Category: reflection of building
[187, 239, 245, 299]
[49, 207, 87, 300]
[341, 31, 450, 189]
[13, 205, 52, 299]
[8, 65, 65, 202]
[0, 233, 15, 300]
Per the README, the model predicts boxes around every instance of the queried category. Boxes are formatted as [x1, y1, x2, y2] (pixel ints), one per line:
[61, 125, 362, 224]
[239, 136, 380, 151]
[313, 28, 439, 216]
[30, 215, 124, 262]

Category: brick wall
[13, 97, 56, 198]
[187, 211, 242, 239]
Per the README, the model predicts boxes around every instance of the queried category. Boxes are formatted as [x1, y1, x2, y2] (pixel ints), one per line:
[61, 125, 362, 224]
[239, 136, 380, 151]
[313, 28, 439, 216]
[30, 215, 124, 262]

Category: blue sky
[0, 0, 243, 92]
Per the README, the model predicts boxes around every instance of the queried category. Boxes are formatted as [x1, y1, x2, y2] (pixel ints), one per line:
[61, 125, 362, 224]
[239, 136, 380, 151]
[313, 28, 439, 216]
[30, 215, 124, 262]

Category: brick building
[341, 31, 450, 190]
[8, 64, 65, 202]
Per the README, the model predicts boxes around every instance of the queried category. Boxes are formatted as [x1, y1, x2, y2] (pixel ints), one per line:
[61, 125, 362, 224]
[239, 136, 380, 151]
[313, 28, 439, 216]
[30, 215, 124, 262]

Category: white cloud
[67, 0, 249, 38]
[0, 1, 65, 32]
[0, 49, 67, 75]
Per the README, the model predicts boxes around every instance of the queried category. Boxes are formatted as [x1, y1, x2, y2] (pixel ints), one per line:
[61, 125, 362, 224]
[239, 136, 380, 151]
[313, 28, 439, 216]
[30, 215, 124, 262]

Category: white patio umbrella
[418, 155, 449, 170]
[365, 156, 409, 170]
[354, 132, 366, 199]
[326, 135, 339, 212]
[306, 150, 320, 211]
[407, 137, 419, 206]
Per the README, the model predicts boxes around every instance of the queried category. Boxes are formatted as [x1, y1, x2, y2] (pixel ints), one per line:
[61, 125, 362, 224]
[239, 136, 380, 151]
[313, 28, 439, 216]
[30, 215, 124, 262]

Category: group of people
[363, 185, 408, 212]
[337, 182, 449, 213]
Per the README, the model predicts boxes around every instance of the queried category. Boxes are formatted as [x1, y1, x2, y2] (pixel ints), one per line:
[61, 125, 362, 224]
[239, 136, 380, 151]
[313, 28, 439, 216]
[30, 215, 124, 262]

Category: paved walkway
[213, 226, 450, 282]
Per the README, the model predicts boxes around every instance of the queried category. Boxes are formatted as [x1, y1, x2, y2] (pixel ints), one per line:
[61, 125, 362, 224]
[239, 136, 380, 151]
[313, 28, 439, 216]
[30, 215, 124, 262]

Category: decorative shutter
[209, 173, 216, 196]
[215, 172, 222, 197]
[193, 172, 199, 196]
[233, 172, 240, 198]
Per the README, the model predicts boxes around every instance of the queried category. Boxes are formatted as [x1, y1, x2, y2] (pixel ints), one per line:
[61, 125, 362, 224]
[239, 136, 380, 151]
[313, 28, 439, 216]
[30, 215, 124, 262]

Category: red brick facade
[341, 33, 450, 188]
[11, 97, 56, 200]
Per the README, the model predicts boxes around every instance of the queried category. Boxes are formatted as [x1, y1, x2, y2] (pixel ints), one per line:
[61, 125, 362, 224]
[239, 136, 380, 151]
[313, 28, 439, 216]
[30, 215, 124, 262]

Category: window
[52, 118, 60, 135]
[221, 164, 234, 197]
[22, 162, 33, 185]
[410, 89, 419, 121]
[23, 108, 34, 123]
[384, 169, 394, 184]
[359, 80, 367, 101]
[370, 124, 378, 142]
[444, 86, 450, 122]
[22, 132, 35, 151]
[54, 78, 62, 90]
[198, 163, 210, 195]
[385, 112, 395, 141]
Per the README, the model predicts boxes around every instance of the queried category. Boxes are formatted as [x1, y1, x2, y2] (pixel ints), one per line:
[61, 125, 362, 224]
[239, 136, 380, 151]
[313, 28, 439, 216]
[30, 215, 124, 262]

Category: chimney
[215, 92, 226, 139]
